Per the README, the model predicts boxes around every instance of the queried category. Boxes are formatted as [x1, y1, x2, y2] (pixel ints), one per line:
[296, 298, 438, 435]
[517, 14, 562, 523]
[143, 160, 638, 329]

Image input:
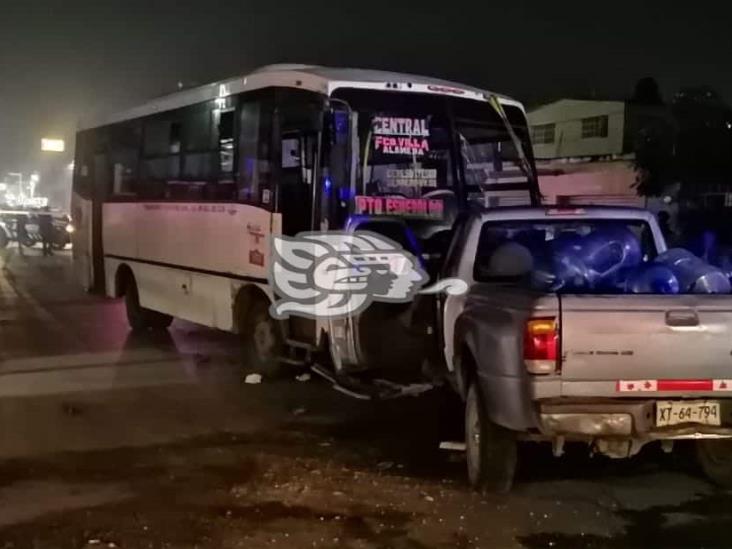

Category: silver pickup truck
[441, 206, 732, 492]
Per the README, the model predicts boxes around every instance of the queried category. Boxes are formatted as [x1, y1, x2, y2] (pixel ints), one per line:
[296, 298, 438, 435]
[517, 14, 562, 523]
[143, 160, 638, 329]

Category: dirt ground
[1, 250, 732, 548]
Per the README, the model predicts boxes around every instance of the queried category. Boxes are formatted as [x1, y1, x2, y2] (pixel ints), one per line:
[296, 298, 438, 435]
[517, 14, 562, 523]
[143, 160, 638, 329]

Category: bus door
[70, 132, 95, 292]
[273, 90, 325, 345]
[71, 128, 110, 294]
[90, 153, 109, 294]
[274, 90, 323, 236]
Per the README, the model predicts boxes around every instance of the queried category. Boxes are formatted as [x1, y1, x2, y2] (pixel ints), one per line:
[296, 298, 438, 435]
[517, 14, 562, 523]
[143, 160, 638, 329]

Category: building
[528, 99, 672, 207]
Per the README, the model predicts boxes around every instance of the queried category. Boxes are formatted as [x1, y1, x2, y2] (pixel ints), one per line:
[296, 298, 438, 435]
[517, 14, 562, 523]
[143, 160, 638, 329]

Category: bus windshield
[329, 89, 537, 235]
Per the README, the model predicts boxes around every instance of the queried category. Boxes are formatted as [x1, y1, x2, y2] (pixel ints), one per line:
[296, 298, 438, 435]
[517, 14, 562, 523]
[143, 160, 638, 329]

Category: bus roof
[79, 64, 525, 131]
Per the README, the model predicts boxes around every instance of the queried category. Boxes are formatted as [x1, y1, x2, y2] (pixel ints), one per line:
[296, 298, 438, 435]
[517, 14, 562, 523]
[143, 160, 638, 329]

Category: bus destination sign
[354, 195, 444, 220]
[372, 116, 430, 157]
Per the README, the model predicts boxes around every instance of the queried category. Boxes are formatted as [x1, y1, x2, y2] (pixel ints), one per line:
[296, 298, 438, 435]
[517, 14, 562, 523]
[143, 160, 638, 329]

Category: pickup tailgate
[560, 294, 732, 394]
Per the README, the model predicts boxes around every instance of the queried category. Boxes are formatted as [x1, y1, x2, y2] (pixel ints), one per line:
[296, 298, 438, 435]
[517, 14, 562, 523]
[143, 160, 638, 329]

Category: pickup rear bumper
[537, 398, 732, 440]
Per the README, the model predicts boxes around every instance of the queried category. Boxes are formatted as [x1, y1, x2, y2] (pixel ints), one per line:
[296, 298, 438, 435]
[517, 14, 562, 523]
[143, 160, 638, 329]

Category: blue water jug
[657, 248, 731, 294]
[624, 264, 680, 294]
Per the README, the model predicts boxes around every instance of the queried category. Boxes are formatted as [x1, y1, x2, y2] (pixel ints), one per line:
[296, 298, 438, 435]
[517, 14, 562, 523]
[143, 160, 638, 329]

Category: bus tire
[124, 276, 172, 332]
[465, 380, 517, 493]
[240, 298, 283, 377]
[697, 439, 732, 488]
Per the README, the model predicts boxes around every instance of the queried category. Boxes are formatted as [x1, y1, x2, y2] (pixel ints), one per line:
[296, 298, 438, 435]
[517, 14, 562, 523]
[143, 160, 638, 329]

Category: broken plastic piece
[244, 373, 262, 384]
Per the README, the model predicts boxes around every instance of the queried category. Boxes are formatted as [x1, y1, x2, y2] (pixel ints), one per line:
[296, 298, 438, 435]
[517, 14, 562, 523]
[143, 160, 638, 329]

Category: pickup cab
[441, 206, 732, 491]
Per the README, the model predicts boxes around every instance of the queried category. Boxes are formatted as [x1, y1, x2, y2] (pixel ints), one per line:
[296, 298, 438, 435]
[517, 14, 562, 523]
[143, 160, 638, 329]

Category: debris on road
[244, 373, 262, 385]
[439, 441, 466, 452]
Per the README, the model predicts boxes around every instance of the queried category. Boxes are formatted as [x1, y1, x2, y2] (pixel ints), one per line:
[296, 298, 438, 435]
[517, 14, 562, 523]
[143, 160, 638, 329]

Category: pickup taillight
[523, 317, 559, 375]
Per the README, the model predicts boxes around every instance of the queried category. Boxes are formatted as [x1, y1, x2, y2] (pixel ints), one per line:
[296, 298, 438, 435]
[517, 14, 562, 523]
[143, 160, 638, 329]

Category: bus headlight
[65, 224, 75, 234]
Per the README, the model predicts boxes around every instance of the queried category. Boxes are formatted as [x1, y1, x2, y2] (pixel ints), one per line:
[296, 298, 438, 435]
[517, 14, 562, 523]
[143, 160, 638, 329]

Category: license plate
[656, 400, 721, 427]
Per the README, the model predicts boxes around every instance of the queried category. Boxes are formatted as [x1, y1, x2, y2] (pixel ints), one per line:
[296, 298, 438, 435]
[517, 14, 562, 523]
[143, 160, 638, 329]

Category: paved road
[0, 247, 731, 548]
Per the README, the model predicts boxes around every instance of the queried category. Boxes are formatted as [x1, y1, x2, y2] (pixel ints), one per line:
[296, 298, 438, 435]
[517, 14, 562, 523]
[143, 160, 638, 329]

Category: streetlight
[41, 138, 65, 153]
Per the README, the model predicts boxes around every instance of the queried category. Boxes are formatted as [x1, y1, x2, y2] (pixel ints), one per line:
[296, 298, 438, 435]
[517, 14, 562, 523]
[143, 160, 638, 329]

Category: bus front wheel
[240, 299, 283, 377]
[124, 277, 173, 331]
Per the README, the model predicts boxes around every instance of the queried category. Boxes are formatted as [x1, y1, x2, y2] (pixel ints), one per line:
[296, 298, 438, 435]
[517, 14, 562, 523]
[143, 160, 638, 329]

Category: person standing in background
[39, 207, 54, 257]
[657, 211, 678, 247]
[15, 212, 27, 256]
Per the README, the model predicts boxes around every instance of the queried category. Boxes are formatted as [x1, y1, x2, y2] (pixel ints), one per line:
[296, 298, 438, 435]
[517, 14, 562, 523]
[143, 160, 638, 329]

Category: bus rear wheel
[240, 299, 283, 377]
[124, 276, 173, 331]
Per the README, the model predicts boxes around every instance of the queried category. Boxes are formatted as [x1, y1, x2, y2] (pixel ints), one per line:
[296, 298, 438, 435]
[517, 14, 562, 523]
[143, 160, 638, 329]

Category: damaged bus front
[316, 84, 540, 391]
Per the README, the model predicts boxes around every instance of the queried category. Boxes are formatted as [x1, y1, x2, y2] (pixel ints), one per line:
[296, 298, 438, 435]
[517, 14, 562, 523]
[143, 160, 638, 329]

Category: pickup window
[473, 219, 657, 283]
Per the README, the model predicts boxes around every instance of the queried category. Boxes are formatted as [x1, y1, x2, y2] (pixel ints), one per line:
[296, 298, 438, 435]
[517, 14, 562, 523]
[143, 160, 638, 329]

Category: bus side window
[108, 121, 141, 198]
[216, 109, 236, 200]
[238, 91, 275, 207]
[141, 114, 181, 199]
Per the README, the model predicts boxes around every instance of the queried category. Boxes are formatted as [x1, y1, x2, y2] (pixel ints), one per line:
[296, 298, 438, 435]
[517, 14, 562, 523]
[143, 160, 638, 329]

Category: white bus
[71, 64, 539, 378]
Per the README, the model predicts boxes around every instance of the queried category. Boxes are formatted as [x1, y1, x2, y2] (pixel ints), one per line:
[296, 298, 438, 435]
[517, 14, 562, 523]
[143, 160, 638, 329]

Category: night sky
[1, 0, 731, 179]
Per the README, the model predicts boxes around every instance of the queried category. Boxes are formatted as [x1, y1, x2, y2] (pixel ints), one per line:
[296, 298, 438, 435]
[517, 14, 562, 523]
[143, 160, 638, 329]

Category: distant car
[51, 213, 73, 250]
[0, 209, 73, 249]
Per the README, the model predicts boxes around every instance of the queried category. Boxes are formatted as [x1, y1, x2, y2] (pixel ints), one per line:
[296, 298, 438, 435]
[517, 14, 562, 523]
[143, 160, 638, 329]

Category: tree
[630, 79, 675, 196]
[633, 117, 676, 196]
[631, 77, 664, 105]
[672, 86, 732, 184]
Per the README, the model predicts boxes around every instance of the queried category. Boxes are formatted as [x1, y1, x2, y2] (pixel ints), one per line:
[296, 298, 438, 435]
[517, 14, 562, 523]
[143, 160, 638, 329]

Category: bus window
[181, 102, 216, 188]
[142, 114, 181, 199]
[218, 110, 235, 173]
[109, 122, 141, 198]
[328, 89, 539, 239]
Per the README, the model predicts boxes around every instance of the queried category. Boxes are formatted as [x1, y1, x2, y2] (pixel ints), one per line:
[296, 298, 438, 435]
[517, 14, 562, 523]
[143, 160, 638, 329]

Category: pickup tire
[465, 381, 517, 493]
[697, 439, 732, 488]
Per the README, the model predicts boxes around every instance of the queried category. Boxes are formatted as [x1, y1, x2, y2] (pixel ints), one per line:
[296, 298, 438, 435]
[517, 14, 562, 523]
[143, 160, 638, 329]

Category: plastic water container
[657, 248, 731, 294]
[581, 226, 643, 284]
[624, 264, 680, 294]
[530, 250, 592, 292]
[692, 268, 731, 294]
[656, 248, 697, 268]
[547, 227, 642, 290]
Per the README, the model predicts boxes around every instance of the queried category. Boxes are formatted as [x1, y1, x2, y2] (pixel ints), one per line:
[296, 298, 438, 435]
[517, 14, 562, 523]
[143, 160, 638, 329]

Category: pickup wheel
[465, 381, 517, 493]
[697, 439, 732, 488]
